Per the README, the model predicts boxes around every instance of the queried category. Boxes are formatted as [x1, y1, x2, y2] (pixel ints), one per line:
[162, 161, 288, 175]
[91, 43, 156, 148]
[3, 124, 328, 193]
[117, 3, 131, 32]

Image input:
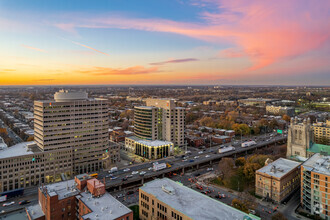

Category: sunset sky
[0, 0, 330, 85]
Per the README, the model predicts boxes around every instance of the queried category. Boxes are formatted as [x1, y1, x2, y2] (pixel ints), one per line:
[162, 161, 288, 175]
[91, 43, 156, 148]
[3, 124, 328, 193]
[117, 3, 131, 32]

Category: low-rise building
[266, 105, 295, 117]
[26, 174, 133, 220]
[139, 178, 260, 220]
[301, 153, 330, 219]
[255, 158, 301, 203]
[312, 120, 330, 145]
[211, 135, 231, 144]
[125, 136, 173, 159]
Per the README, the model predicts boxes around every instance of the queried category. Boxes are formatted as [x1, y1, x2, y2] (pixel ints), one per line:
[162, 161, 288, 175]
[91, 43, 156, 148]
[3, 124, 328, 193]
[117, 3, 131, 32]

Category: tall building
[144, 98, 185, 147]
[34, 90, 109, 175]
[255, 158, 301, 203]
[312, 120, 330, 145]
[26, 174, 133, 220]
[0, 90, 111, 193]
[301, 153, 330, 219]
[139, 178, 260, 220]
[134, 106, 159, 141]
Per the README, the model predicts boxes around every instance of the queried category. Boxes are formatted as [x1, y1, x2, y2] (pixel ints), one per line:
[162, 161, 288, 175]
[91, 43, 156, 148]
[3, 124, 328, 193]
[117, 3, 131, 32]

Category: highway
[0, 132, 287, 216]
[100, 133, 287, 190]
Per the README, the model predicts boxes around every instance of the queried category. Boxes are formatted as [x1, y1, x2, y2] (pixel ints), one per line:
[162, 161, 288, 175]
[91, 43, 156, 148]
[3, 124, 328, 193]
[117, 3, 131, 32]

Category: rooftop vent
[162, 185, 175, 195]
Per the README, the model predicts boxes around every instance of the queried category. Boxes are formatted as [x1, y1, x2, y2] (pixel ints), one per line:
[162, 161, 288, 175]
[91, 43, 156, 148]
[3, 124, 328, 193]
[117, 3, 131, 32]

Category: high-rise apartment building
[134, 106, 159, 141]
[301, 153, 330, 219]
[0, 90, 111, 193]
[34, 90, 109, 175]
[143, 98, 185, 147]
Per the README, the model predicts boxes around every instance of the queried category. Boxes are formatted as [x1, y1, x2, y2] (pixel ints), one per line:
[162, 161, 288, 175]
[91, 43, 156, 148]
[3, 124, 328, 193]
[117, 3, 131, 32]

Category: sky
[0, 0, 330, 86]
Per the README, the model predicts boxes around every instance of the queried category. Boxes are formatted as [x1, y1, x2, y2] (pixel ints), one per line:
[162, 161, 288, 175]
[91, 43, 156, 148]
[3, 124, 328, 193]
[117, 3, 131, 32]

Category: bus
[0, 188, 24, 199]
[89, 173, 98, 178]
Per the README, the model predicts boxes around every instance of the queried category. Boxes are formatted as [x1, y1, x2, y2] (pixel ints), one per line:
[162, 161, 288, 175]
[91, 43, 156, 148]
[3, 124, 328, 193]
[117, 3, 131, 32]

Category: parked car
[198, 151, 203, 154]
[206, 168, 214, 171]
[148, 167, 153, 171]
[139, 171, 146, 176]
[182, 159, 187, 162]
[132, 171, 139, 175]
[189, 159, 195, 162]
[205, 155, 210, 158]
[19, 200, 30, 205]
[110, 176, 118, 180]
[3, 201, 15, 207]
[123, 168, 130, 172]
[194, 156, 199, 159]
[214, 195, 222, 199]
[126, 175, 133, 178]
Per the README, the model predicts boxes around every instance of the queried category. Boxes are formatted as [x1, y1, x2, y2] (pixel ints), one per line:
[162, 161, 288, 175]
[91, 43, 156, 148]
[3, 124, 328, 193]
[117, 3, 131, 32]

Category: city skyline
[1, 0, 330, 86]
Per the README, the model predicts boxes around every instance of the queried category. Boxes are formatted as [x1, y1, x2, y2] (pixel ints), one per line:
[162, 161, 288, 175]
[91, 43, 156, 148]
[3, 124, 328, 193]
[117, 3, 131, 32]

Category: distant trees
[282, 114, 291, 122]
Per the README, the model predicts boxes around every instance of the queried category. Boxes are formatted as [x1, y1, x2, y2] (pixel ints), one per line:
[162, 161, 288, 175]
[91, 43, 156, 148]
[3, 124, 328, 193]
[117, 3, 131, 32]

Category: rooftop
[302, 153, 330, 176]
[140, 178, 260, 220]
[25, 204, 45, 220]
[308, 143, 330, 156]
[80, 191, 132, 220]
[136, 139, 173, 147]
[0, 141, 39, 159]
[42, 179, 79, 200]
[257, 158, 301, 179]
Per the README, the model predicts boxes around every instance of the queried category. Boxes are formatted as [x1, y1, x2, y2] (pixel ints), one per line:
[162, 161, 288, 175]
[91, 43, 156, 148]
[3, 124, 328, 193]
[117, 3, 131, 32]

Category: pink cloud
[77, 65, 159, 75]
[70, 40, 110, 56]
[55, 0, 330, 72]
[21, 44, 47, 53]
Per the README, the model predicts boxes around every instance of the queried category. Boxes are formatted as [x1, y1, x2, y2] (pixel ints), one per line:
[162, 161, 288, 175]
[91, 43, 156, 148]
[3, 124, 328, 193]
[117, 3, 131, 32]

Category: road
[0, 132, 286, 215]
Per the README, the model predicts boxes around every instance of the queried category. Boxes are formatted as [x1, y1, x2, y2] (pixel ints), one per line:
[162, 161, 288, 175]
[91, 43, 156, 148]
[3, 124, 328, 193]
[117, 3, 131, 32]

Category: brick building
[26, 174, 133, 220]
[255, 158, 301, 203]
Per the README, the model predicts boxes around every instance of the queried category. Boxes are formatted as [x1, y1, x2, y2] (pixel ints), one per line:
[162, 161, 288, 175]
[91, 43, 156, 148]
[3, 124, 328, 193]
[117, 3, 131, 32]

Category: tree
[282, 114, 291, 123]
[272, 212, 288, 220]
[232, 199, 248, 213]
[218, 158, 234, 179]
[235, 157, 246, 167]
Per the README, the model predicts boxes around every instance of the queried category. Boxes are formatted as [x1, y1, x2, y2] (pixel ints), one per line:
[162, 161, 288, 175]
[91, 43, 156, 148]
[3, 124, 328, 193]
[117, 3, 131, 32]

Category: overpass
[105, 136, 287, 191]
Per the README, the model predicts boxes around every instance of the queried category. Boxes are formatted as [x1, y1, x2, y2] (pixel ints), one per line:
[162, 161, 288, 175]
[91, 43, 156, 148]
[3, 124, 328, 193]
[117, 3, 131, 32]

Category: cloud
[55, 0, 330, 72]
[149, 58, 199, 65]
[78, 65, 159, 76]
[21, 44, 47, 53]
[2, 69, 16, 72]
[70, 40, 110, 56]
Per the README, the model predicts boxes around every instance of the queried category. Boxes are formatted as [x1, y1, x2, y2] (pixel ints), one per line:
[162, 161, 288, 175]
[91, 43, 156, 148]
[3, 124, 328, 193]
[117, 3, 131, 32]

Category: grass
[129, 205, 139, 220]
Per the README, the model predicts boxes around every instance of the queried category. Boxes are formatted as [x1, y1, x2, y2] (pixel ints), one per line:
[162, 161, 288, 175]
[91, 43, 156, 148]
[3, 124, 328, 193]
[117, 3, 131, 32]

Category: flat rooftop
[140, 178, 260, 220]
[136, 139, 173, 147]
[0, 141, 40, 159]
[43, 179, 79, 200]
[25, 204, 45, 220]
[257, 158, 301, 179]
[80, 191, 132, 220]
[303, 153, 330, 176]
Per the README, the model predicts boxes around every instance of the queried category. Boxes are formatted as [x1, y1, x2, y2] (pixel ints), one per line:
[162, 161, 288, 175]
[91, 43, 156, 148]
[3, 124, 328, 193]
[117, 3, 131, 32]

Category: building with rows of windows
[0, 90, 111, 193]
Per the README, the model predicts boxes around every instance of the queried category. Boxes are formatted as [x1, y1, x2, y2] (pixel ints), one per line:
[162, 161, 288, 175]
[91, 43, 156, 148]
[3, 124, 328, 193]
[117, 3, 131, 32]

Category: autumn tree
[282, 114, 291, 123]
[232, 199, 248, 213]
[235, 157, 246, 167]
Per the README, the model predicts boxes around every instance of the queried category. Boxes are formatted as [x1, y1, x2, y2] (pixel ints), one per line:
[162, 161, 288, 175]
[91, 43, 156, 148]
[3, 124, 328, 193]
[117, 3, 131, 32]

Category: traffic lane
[0, 199, 37, 213]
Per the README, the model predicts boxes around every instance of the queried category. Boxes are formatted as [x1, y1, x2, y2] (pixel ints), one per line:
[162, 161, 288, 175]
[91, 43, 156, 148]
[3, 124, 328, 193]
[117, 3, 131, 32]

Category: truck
[0, 188, 24, 199]
[153, 162, 167, 171]
[241, 141, 257, 148]
[218, 146, 235, 153]
[109, 167, 118, 173]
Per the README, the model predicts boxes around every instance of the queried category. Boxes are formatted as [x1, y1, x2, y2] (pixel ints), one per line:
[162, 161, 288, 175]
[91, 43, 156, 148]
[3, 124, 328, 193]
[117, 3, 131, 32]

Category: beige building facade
[144, 98, 185, 147]
[0, 90, 111, 193]
[312, 120, 330, 145]
[34, 90, 110, 175]
[287, 118, 312, 158]
[255, 158, 301, 203]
